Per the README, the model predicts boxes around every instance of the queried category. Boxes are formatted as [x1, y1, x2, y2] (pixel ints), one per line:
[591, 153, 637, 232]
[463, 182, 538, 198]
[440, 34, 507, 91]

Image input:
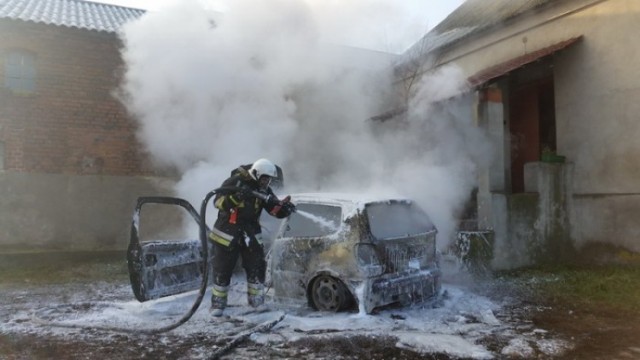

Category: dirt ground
[0, 333, 456, 360]
[3, 286, 639, 359]
[529, 299, 640, 359]
[470, 268, 640, 360]
[0, 280, 459, 360]
[1, 251, 639, 359]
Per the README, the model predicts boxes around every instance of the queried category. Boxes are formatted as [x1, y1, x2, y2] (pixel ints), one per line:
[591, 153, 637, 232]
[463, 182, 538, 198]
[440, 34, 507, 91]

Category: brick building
[0, 0, 173, 251]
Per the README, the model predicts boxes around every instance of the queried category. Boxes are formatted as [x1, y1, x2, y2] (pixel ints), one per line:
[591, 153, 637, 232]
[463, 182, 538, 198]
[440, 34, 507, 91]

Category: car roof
[289, 192, 412, 218]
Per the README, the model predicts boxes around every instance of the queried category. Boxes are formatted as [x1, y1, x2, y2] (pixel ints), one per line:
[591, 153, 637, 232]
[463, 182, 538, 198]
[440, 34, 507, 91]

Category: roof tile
[0, 0, 145, 33]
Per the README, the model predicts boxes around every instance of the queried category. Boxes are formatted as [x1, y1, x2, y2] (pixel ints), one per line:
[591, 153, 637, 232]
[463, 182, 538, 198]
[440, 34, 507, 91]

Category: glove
[283, 201, 296, 214]
[268, 196, 295, 217]
[280, 197, 296, 215]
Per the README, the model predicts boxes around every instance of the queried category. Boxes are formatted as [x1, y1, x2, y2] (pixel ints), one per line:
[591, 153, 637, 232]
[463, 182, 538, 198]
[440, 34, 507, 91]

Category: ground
[1, 251, 639, 359]
[531, 302, 640, 359]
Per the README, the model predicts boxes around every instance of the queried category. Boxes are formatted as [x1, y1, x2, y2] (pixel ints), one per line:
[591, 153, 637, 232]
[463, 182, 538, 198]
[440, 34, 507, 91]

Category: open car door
[127, 197, 209, 302]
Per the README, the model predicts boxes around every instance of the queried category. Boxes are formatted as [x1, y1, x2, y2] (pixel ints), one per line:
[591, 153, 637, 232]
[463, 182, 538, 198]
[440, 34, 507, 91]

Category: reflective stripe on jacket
[209, 227, 234, 247]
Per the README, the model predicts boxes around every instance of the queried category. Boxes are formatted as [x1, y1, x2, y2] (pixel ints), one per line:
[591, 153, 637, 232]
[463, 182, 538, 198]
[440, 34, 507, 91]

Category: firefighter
[209, 158, 295, 317]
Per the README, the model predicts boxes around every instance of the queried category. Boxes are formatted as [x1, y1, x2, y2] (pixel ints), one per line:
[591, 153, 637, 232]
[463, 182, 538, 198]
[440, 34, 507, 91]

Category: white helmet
[249, 158, 277, 181]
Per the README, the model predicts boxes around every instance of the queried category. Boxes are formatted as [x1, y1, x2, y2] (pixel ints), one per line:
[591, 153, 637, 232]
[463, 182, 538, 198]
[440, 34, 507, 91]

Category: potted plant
[541, 146, 566, 163]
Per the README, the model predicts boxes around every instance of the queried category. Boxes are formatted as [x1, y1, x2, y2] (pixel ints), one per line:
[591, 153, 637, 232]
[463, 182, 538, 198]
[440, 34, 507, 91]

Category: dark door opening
[509, 74, 556, 193]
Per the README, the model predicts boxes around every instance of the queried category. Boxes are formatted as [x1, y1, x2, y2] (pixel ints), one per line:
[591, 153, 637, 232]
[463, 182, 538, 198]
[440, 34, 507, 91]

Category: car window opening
[282, 204, 341, 238]
[366, 202, 434, 239]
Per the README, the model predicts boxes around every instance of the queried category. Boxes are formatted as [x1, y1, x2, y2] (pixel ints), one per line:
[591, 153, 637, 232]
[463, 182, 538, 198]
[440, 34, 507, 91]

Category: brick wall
[0, 19, 154, 176]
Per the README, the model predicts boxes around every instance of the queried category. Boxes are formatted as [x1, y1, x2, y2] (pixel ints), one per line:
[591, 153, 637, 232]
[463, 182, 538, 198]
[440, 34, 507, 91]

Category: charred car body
[268, 193, 441, 313]
[127, 192, 441, 314]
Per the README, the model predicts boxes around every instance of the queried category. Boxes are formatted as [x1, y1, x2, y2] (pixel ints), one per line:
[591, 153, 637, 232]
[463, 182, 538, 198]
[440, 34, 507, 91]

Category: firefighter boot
[247, 282, 265, 308]
[210, 284, 229, 317]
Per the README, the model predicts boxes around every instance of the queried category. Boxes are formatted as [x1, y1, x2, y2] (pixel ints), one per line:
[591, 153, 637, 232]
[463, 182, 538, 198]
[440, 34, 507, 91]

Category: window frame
[4, 49, 37, 94]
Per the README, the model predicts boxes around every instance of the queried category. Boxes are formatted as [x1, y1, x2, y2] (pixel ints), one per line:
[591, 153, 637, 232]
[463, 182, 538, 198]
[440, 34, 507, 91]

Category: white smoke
[117, 0, 490, 249]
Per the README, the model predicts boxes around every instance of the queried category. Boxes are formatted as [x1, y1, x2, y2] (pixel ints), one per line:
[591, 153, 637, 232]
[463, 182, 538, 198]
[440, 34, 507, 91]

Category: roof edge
[467, 36, 583, 87]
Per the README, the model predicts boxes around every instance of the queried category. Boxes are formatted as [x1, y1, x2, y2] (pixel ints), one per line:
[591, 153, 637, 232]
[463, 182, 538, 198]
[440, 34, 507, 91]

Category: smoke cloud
[117, 0, 490, 249]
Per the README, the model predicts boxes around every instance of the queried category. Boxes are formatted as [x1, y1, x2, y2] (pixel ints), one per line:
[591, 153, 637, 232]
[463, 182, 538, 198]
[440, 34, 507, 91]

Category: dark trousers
[211, 239, 266, 287]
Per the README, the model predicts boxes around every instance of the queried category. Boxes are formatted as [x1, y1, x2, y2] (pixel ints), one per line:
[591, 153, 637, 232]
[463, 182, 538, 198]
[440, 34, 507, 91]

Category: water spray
[296, 210, 339, 232]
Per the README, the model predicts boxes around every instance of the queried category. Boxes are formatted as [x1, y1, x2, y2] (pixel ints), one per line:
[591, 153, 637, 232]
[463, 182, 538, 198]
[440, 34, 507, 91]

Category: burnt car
[267, 193, 441, 314]
[127, 192, 441, 314]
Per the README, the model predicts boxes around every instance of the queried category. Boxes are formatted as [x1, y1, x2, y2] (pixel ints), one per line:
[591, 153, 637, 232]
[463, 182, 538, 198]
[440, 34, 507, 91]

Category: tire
[310, 275, 351, 312]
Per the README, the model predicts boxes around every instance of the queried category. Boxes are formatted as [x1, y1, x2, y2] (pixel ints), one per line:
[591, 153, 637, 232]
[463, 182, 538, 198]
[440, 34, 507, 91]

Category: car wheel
[310, 275, 349, 312]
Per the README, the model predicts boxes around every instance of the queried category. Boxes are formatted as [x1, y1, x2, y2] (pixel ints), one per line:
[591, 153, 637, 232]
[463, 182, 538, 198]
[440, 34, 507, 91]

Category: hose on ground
[32, 187, 237, 334]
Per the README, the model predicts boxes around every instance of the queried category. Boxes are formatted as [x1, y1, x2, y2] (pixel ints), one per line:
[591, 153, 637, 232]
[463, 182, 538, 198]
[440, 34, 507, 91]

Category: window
[366, 201, 434, 239]
[4, 50, 36, 93]
[282, 203, 342, 238]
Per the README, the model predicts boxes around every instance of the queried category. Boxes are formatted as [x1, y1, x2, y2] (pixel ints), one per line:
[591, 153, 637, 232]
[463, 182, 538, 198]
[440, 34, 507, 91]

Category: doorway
[509, 71, 556, 193]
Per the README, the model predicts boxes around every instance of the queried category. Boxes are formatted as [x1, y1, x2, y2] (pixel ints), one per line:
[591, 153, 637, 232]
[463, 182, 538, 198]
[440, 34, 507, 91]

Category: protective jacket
[209, 165, 291, 248]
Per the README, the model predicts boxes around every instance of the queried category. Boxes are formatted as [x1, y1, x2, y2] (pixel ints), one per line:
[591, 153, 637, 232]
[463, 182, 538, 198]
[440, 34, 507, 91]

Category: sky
[94, 0, 466, 54]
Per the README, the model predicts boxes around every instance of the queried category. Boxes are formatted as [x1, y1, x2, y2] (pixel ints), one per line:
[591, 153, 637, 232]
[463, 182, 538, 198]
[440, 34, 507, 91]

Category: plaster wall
[0, 173, 178, 252]
[552, 1, 640, 250]
[571, 195, 640, 252]
[431, 0, 603, 77]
